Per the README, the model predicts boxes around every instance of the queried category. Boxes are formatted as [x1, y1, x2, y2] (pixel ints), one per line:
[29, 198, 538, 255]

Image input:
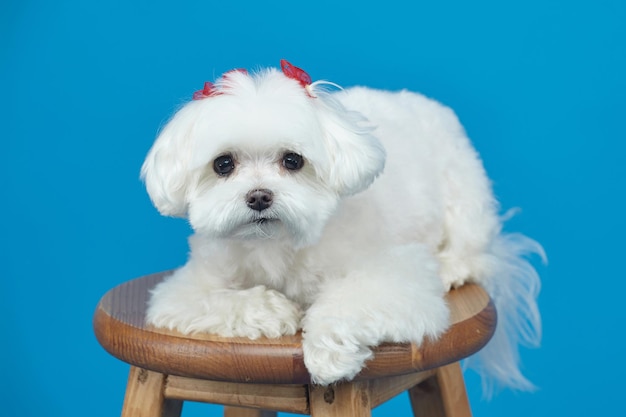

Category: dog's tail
[465, 230, 545, 398]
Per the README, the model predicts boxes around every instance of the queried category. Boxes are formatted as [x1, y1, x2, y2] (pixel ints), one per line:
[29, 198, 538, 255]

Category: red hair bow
[280, 59, 312, 88]
[192, 62, 314, 100]
[192, 81, 217, 100]
[192, 68, 249, 100]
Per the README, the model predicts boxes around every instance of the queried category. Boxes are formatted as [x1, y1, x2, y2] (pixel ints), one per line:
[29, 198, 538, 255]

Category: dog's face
[187, 146, 339, 247]
[141, 66, 386, 247]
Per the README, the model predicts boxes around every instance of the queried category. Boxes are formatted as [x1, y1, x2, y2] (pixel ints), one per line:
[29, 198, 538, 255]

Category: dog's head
[141, 61, 385, 247]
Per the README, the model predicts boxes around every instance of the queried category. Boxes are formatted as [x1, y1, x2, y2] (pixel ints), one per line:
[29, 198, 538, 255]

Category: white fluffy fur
[141, 66, 543, 393]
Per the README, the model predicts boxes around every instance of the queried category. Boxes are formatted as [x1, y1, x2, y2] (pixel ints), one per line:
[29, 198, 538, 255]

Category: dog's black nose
[246, 189, 273, 211]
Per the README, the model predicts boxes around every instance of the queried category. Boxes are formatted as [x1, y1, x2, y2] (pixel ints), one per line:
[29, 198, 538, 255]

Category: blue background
[2, 0, 624, 416]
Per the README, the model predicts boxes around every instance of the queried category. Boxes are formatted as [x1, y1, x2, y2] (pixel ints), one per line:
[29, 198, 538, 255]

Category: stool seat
[93, 272, 496, 416]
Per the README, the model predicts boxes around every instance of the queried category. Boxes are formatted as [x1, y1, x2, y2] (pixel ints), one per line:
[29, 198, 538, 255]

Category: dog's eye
[213, 154, 235, 176]
[282, 152, 304, 171]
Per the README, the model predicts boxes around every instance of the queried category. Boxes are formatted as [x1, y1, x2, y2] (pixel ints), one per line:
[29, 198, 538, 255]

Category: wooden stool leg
[408, 362, 471, 417]
[121, 366, 183, 417]
[224, 406, 277, 417]
[309, 381, 371, 417]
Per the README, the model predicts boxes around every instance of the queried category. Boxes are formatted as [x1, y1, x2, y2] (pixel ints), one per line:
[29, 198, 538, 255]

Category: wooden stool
[93, 272, 496, 417]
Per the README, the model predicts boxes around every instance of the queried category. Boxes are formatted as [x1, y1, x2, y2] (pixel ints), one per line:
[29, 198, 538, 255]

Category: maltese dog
[141, 60, 543, 393]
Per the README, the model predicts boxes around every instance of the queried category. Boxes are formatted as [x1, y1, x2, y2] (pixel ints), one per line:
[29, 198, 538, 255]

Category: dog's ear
[314, 97, 386, 196]
[141, 106, 198, 217]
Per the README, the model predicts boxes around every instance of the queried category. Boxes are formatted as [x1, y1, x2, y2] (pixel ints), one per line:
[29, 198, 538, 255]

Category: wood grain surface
[93, 271, 496, 384]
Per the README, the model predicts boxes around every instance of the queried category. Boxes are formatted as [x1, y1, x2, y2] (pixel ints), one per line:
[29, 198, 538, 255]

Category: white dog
[141, 60, 543, 394]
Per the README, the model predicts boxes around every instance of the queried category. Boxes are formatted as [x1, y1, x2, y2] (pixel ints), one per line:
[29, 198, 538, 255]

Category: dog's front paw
[219, 286, 304, 339]
[147, 285, 303, 339]
[301, 297, 449, 384]
[302, 321, 374, 385]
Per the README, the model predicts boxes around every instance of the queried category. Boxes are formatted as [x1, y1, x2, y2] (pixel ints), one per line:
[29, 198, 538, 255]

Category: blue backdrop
[2, 1, 624, 416]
